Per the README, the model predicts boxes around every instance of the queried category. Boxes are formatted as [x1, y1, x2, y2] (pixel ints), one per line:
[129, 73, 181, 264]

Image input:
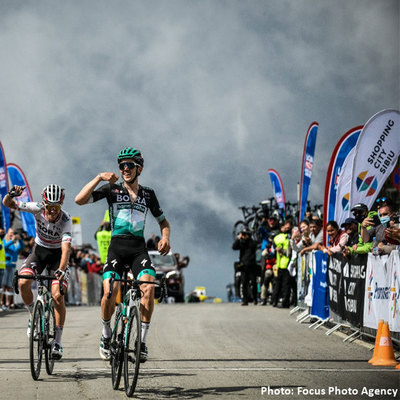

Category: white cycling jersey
[16, 201, 72, 249]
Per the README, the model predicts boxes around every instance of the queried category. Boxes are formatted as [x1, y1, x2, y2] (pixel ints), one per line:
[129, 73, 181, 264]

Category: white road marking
[1, 366, 398, 373]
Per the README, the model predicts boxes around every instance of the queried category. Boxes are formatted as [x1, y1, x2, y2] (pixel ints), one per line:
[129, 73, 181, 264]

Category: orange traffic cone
[372, 321, 397, 367]
[369, 319, 384, 364]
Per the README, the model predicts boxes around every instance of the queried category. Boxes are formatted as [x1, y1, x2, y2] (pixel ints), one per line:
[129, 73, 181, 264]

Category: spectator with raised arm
[174, 253, 190, 269]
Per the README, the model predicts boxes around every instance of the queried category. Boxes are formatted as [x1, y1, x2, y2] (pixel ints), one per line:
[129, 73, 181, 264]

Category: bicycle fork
[124, 296, 141, 361]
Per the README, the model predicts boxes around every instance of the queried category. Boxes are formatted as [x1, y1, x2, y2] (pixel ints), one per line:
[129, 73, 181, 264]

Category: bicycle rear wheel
[111, 308, 124, 390]
[45, 299, 55, 375]
[123, 306, 141, 397]
[232, 220, 246, 240]
[30, 302, 44, 380]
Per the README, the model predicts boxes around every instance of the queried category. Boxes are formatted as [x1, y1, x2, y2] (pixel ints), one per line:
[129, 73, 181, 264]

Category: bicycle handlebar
[107, 272, 168, 303]
[13, 272, 64, 296]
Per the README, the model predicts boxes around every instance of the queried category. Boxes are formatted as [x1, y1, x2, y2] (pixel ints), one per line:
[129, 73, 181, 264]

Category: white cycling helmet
[42, 184, 65, 204]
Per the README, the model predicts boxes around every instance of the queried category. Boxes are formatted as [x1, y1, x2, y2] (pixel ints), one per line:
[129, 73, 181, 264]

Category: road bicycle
[13, 271, 64, 380]
[232, 202, 270, 241]
[108, 271, 167, 397]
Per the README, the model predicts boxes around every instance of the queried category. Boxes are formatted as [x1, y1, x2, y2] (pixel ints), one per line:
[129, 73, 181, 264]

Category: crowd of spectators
[232, 196, 400, 308]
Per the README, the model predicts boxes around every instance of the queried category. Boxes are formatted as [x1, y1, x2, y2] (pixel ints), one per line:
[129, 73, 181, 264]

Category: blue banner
[298, 122, 318, 222]
[311, 251, 329, 320]
[267, 168, 286, 212]
[0, 142, 10, 231]
[323, 126, 362, 245]
[7, 163, 36, 237]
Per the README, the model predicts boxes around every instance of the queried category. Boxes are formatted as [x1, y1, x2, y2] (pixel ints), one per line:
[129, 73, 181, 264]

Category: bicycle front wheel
[30, 302, 44, 380]
[111, 309, 124, 390]
[45, 299, 56, 375]
[232, 220, 246, 240]
[123, 305, 141, 397]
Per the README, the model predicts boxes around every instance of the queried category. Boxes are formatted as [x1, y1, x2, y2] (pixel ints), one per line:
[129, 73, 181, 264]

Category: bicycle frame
[108, 271, 166, 396]
[13, 271, 63, 380]
[36, 283, 53, 338]
[110, 275, 166, 347]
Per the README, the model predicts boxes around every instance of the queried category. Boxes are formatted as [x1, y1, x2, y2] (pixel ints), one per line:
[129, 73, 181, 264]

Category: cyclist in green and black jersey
[75, 147, 171, 362]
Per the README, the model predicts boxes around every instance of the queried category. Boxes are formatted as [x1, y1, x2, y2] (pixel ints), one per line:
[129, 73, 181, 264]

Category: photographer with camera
[385, 216, 400, 246]
[232, 228, 258, 306]
[360, 197, 396, 255]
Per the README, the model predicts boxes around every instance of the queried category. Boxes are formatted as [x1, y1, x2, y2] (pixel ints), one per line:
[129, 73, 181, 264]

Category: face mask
[354, 214, 364, 223]
[379, 215, 390, 225]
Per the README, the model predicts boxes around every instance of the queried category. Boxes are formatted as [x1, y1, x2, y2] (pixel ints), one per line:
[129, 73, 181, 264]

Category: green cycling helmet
[117, 147, 144, 166]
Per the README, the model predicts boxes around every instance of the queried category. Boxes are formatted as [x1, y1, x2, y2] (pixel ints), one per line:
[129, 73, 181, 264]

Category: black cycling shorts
[103, 236, 156, 280]
[19, 244, 70, 288]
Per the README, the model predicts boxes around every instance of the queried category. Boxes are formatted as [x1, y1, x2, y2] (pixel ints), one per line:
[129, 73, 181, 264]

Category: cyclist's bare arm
[58, 242, 71, 274]
[158, 218, 171, 256]
[75, 173, 119, 205]
[2, 185, 26, 209]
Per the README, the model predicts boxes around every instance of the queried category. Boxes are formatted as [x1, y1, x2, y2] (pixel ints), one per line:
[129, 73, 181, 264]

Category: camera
[391, 214, 400, 224]
[372, 214, 381, 226]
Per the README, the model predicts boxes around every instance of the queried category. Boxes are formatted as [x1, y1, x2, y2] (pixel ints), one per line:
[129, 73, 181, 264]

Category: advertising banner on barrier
[341, 254, 367, 327]
[297, 254, 307, 305]
[328, 253, 367, 326]
[304, 252, 313, 307]
[388, 251, 400, 332]
[267, 169, 286, 214]
[364, 254, 390, 329]
[311, 251, 329, 320]
[327, 254, 343, 315]
[323, 126, 362, 245]
[350, 109, 400, 210]
[7, 163, 36, 237]
[364, 251, 400, 332]
[298, 122, 318, 222]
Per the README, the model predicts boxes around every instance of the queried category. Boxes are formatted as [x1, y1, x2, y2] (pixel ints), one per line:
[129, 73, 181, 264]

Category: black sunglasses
[119, 162, 137, 170]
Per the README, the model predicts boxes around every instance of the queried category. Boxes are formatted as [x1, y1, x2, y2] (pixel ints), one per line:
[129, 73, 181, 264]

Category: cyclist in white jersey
[2, 184, 72, 360]
[75, 147, 171, 362]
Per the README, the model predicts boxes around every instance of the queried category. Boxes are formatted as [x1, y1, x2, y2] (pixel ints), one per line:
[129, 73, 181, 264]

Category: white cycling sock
[55, 326, 63, 345]
[141, 322, 150, 344]
[102, 319, 112, 338]
[26, 303, 34, 316]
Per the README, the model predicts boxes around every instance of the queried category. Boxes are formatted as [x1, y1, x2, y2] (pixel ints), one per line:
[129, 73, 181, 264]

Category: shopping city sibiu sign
[350, 109, 400, 210]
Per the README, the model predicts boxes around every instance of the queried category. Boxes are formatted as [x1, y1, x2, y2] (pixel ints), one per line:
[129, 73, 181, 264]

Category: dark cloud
[1, 0, 399, 298]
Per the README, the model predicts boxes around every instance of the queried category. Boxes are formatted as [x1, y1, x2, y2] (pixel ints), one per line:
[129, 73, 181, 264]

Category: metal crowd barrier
[291, 251, 400, 350]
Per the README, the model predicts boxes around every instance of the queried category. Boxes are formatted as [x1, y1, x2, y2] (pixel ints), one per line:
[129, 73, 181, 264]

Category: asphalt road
[0, 303, 399, 400]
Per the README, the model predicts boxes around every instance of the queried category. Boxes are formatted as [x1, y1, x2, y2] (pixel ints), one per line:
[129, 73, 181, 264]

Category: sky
[1, 0, 399, 299]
